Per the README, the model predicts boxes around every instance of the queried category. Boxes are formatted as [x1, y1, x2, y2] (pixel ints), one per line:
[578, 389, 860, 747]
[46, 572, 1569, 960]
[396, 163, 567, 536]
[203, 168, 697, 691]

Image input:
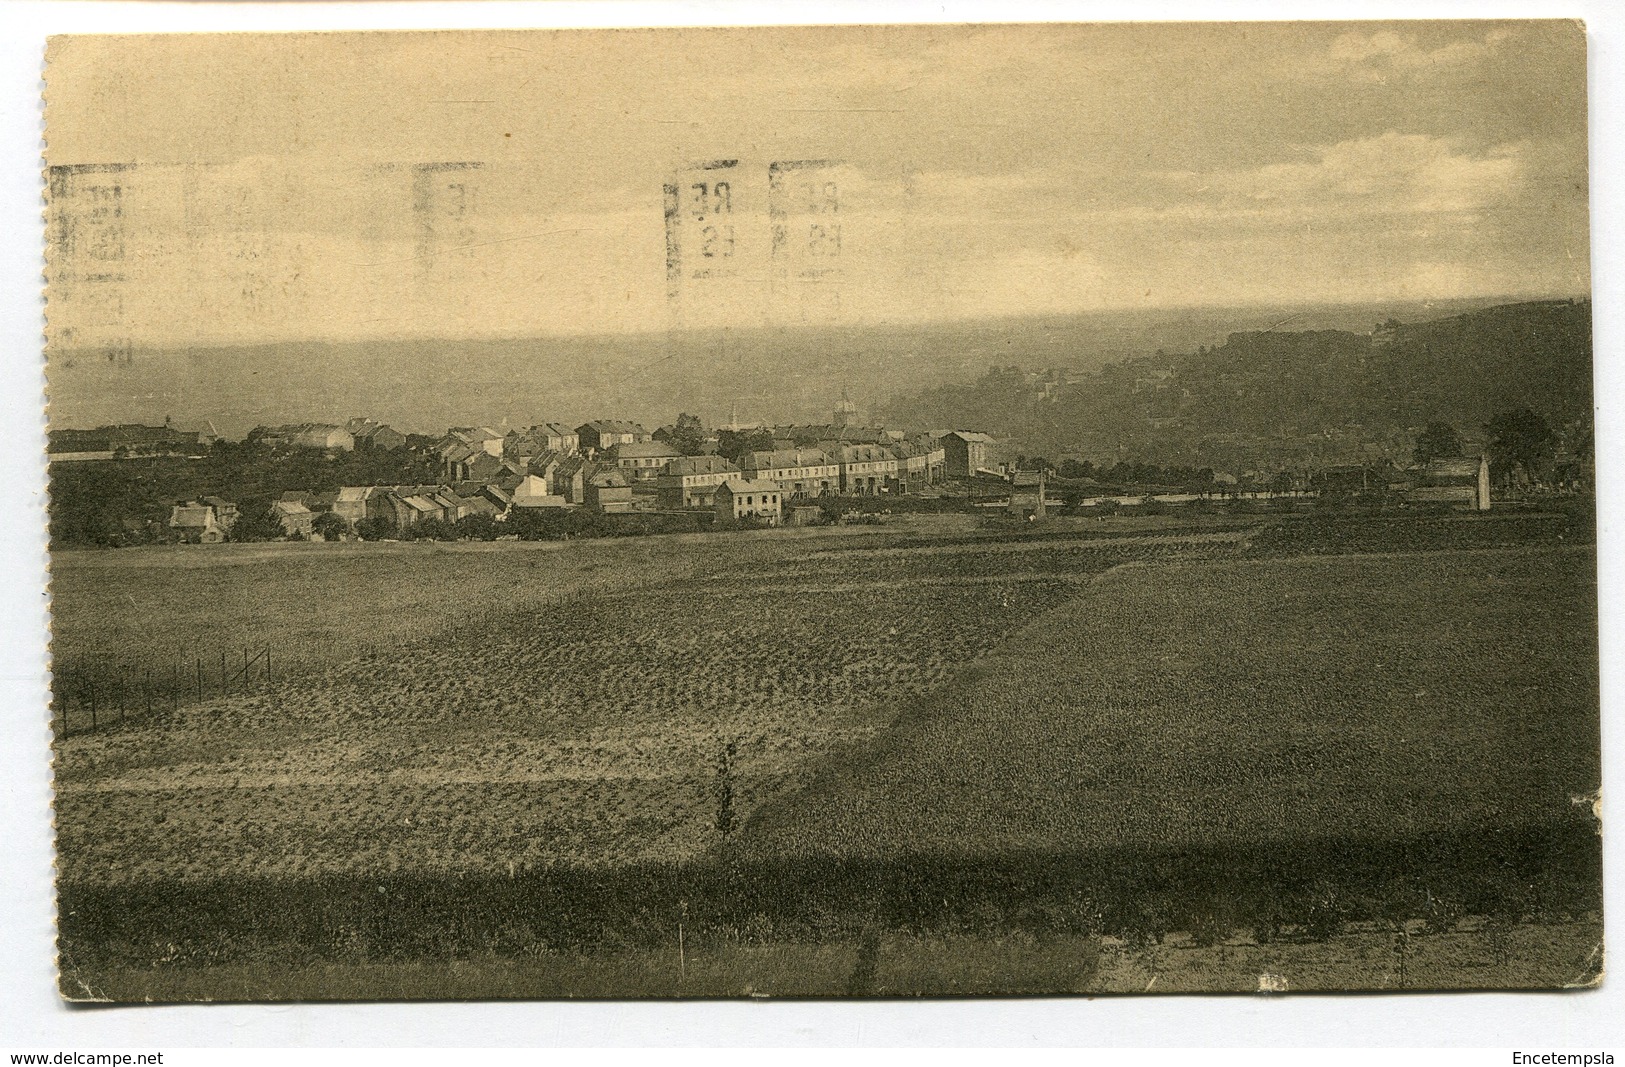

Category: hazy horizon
[45, 293, 1571, 439]
[43, 288, 1587, 356]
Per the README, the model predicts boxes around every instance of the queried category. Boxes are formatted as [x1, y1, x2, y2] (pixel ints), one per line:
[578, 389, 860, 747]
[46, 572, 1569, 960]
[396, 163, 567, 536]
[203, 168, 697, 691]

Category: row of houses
[73, 417, 651, 464]
[168, 468, 800, 541]
[993, 455, 1493, 522]
[248, 423, 359, 452]
[436, 420, 657, 465]
[166, 460, 641, 542]
[645, 440, 949, 507]
[47, 418, 219, 462]
[247, 417, 412, 453]
[60, 410, 983, 484]
[1345, 454, 1493, 511]
[168, 452, 1494, 543]
[150, 412, 997, 541]
[407, 413, 962, 508]
[345, 418, 408, 450]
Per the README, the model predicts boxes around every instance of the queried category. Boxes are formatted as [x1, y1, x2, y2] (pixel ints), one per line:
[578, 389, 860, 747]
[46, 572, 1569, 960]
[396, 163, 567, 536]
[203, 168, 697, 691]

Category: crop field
[58, 522, 1196, 887]
[55, 575, 1084, 883]
[51, 516, 1600, 994]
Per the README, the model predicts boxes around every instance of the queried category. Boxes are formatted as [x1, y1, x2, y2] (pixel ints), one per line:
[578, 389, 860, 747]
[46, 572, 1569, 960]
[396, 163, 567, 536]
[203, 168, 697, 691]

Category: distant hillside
[45, 296, 1520, 440]
[880, 299, 1592, 470]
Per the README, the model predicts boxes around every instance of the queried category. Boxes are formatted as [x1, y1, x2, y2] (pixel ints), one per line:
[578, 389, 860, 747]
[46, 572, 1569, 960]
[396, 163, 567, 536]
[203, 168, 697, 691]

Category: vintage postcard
[43, 22, 1598, 1000]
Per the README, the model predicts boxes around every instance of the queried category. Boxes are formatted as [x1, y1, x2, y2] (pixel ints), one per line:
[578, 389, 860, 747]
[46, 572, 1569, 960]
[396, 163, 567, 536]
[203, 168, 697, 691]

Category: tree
[1486, 408, 1555, 481]
[1412, 421, 1464, 465]
[229, 501, 286, 542]
[311, 511, 349, 541]
[817, 497, 857, 523]
[354, 514, 396, 541]
[506, 507, 566, 541]
[454, 513, 499, 541]
[666, 412, 708, 456]
[715, 427, 775, 463]
[406, 517, 454, 542]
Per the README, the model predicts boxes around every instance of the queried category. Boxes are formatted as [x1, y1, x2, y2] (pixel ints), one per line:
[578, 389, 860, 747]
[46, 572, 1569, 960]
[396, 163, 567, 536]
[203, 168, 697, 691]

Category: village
[48, 403, 1011, 543]
[46, 388, 1522, 547]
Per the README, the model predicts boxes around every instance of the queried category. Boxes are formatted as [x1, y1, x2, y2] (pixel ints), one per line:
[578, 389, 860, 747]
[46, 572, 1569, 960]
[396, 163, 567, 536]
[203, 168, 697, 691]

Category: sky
[43, 20, 1591, 349]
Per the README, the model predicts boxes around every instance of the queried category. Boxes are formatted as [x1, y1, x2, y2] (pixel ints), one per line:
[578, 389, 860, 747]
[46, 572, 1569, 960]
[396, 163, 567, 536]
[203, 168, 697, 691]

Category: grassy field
[738, 546, 1599, 860]
[48, 528, 901, 677]
[49, 512, 1600, 996]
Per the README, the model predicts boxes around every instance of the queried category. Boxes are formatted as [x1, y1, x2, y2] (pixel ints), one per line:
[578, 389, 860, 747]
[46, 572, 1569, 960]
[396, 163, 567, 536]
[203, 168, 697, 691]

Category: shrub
[1135, 496, 1168, 517]
[1315, 491, 1351, 512]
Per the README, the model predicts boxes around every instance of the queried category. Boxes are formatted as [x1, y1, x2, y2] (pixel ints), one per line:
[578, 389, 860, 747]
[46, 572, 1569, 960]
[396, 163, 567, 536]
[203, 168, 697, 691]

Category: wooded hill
[46, 297, 1517, 443]
[881, 299, 1592, 471]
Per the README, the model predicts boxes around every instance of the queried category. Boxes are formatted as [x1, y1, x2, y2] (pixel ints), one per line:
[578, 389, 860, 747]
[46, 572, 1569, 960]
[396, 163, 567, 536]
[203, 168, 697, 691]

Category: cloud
[1320, 26, 1513, 80]
[1145, 132, 1529, 226]
[45, 23, 1587, 347]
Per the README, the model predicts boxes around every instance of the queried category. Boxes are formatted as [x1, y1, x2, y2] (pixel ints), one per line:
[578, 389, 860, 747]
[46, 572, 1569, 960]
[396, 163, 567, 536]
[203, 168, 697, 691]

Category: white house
[715, 478, 784, 525]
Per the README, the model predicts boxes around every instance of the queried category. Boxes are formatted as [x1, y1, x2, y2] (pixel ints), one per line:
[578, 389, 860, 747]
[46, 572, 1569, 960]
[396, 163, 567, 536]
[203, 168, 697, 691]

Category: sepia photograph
[40, 19, 1599, 1002]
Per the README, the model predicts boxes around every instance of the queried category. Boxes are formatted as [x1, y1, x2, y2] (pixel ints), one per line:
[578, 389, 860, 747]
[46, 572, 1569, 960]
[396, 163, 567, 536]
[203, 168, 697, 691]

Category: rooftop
[664, 455, 739, 477]
[719, 477, 784, 494]
[614, 441, 683, 459]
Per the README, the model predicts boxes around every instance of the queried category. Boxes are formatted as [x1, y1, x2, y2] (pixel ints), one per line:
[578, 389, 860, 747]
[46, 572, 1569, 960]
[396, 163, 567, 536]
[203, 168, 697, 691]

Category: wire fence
[51, 646, 274, 739]
[49, 627, 446, 741]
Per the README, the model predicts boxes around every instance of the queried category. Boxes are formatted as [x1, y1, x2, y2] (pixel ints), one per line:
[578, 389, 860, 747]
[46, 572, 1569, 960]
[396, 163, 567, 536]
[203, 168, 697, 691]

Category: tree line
[48, 440, 442, 549]
[879, 300, 1592, 472]
[1009, 407, 1585, 494]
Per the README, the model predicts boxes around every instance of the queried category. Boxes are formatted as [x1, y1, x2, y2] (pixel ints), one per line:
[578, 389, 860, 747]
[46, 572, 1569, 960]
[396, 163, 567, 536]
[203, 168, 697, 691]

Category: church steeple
[833, 386, 859, 428]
